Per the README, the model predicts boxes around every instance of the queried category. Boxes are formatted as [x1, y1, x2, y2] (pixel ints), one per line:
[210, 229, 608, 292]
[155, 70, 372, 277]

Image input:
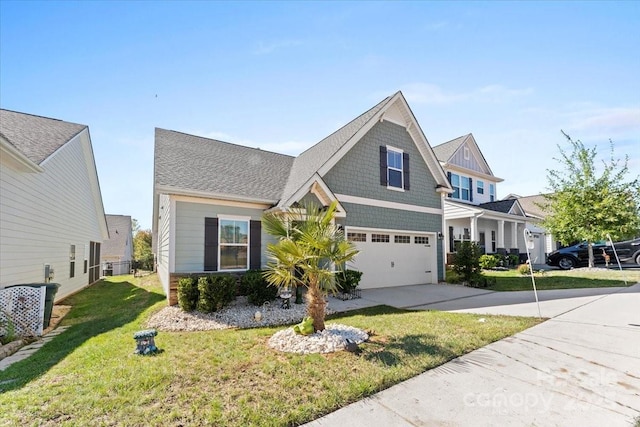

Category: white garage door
[346, 229, 437, 289]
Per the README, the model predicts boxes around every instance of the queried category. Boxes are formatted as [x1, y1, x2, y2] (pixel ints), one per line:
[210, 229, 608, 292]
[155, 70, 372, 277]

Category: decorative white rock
[267, 324, 369, 354]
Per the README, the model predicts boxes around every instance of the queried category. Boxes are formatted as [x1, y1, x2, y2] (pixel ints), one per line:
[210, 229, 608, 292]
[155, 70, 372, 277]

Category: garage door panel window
[394, 235, 410, 244]
[371, 234, 389, 243]
[415, 236, 429, 245]
[347, 232, 367, 242]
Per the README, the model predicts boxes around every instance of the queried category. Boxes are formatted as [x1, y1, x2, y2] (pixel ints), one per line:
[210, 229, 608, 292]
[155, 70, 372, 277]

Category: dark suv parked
[546, 238, 640, 270]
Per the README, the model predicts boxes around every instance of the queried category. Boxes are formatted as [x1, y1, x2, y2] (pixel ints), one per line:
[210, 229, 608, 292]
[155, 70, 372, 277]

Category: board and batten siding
[173, 200, 269, 273]
[156, 193, 172, 294]
[0, 130, 107, 301]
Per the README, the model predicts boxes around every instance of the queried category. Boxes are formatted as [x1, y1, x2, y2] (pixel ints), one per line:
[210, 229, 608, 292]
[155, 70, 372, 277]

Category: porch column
[497, 220, 505, 249]
[470, 215, 478, 243]
[511, 222, 518, 249]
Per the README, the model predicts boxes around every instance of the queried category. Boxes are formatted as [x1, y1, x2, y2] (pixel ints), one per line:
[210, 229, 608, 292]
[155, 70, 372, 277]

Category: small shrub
[243, 270, 278, 306]
[517, 263, 531, 275]
[197, 275, 236, 313]
[479, 254, 499, 270]
[177, 276, 199, 311]
[508, 254, 520, 267]
[0, 312, 17, 345]
[445, 267, 461, 284]
[336, 269, 363, 293]
[452, 241, 484, 285]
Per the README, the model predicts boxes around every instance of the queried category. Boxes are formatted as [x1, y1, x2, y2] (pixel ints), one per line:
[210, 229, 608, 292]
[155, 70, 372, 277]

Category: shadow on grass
[360, 333, 457, 367]
[0, 278, 164, 392]
[326, 304, 407, 319]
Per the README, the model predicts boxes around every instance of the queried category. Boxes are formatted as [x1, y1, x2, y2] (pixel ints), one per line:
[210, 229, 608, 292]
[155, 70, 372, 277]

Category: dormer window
[379, 145, 410, 191]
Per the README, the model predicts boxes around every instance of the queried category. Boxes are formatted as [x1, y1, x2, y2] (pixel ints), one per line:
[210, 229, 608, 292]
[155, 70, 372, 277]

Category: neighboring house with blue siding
[433, 134, 536, 262]
[0, 109, 109, 301]
[153, 92, 452, 304]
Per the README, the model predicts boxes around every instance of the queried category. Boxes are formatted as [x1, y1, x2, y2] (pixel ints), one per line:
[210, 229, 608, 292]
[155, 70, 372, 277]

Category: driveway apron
[307, 284, 640, 427]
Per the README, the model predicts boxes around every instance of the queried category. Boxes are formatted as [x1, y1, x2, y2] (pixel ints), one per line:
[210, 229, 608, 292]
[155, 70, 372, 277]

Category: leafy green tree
[262, 201, 359, 332]
[541, 132, 640, 267]
[133, 229, 153, 270]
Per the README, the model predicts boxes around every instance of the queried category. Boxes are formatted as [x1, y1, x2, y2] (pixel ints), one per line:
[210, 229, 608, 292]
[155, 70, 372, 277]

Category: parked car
[547, 238, 640, 270]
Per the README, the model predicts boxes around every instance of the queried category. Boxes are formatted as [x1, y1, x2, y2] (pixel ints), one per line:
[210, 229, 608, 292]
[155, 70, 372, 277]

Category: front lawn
[483, 268, 640, 291]
[0, 275, 541, 426]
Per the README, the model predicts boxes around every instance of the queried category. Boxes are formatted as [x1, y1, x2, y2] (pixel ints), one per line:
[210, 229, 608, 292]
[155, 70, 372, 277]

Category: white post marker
[524, 228, 542, 318]
[606, 233, 627, 286]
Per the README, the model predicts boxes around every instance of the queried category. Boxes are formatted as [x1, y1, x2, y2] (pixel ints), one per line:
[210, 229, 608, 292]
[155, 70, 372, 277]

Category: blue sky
[2, 1, 638, 230]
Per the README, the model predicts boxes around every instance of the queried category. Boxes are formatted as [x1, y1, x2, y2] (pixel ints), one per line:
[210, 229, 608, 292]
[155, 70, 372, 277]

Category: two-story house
[432, 134, 534, 262]
[153, 91, 452, 304]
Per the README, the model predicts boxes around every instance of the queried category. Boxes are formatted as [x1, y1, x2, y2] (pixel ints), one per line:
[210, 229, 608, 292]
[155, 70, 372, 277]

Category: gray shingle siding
[323, 120, 441, 209]
[341, 203, 440, 232]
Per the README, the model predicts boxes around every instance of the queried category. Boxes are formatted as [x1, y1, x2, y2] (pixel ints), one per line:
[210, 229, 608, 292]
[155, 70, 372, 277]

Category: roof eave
[0, 137, 44, 172]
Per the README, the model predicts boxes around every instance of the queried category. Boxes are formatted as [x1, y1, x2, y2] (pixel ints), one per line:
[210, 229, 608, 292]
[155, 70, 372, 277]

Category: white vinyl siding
[156, 193, 171, 292]
[0, 130, 107, 301]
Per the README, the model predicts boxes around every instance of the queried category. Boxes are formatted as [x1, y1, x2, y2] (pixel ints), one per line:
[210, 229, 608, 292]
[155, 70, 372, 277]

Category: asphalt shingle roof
[432, 134, 471, 163]
[154, 129, 295, 202]
[103, 215, 132, 258]
[478, 199, 518, 214]
[516, 194, 550, 218]
[277, 95, 393, 205]
[0, 109, 86, 165]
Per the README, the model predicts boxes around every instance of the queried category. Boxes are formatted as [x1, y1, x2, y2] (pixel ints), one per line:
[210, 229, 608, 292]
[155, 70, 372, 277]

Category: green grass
[483, 268, 640, 291]
[0, 274, 541, 426]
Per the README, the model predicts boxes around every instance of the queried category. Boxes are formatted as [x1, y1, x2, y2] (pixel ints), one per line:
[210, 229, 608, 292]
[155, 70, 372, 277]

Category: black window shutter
[469, 177, 473, 202]
[379, 146, 388, 186]
[204, 217, 218, 271]
[402, 152, 410, 190]
[249, 220, 262, 270]
[447, 172, 452, 197]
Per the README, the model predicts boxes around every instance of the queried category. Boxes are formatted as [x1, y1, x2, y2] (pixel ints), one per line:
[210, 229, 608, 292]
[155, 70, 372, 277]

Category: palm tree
[262, 201, 359, 332]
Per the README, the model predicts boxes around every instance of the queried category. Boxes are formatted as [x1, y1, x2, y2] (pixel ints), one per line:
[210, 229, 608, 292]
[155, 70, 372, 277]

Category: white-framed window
[450, 173, 471, 201]
[394, 235, 410, 244]
[371, 234, 390, 243]
[463, 146, 470, 160]
[219, 218, 249, 270]
[347, 232, 367, 242]
[387, 147, 403, 189]
[477, 180, 484, 195]
[489, 184, 495, 202]
[70, 244, 76, 278]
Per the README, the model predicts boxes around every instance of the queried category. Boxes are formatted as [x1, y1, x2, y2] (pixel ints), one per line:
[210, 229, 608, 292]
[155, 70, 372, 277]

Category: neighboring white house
[101, 215, 133, 276]
[0, 109, 109, 301]
[506, 193, 560, 263]
[153, 91, 453, 304]
[433, 134, 533, 261]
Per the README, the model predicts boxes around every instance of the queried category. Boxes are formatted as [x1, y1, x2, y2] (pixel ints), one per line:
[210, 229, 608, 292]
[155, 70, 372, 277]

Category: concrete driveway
[313, 284, 640, 427]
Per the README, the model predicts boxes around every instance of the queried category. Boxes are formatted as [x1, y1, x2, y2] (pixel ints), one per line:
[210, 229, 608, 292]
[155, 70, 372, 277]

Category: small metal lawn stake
[606, 233, 627, 286]
[133, 329, 159, 355]
[523, 229, 542, 319]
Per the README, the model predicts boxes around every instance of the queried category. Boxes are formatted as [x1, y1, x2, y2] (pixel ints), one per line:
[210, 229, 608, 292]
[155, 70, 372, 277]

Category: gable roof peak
[0, 108, 87, 165]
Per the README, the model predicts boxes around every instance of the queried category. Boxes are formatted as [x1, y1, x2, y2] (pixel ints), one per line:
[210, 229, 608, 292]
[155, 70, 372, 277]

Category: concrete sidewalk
[309, 284, 640, 427]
